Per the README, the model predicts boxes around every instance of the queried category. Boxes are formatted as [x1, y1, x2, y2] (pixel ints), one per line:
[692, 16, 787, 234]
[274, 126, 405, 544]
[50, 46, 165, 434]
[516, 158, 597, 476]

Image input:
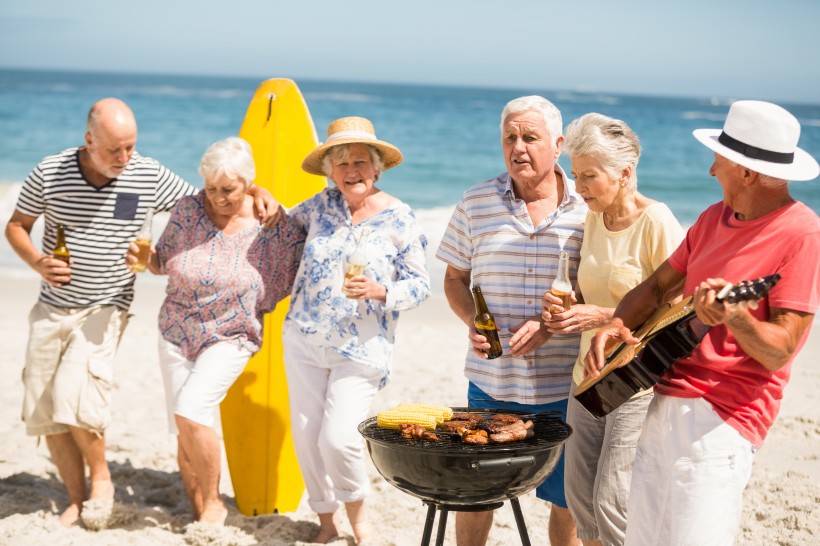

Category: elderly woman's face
[571, 155, 626, 213]
[204, 174, 247, 216]
[329, 143, 378, 200]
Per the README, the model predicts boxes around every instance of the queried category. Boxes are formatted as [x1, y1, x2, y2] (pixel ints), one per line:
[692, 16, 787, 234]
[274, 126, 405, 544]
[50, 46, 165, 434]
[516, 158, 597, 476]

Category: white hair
[500, 96, 563, 147]
[198, 136, 256, 186]
[321, 143, 385, 178]
[564, 113, 641, 189]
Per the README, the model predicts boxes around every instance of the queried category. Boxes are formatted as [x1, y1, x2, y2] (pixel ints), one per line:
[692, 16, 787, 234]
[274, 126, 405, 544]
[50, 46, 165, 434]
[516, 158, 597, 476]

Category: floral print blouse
[285, 187, 430, 387]
[157, 192, 305, 361]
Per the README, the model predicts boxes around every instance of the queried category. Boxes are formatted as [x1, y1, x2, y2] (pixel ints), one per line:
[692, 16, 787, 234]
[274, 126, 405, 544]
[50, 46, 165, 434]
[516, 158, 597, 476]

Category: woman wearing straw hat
[283, 116, 430, 543]
[586, 100, 820, 545]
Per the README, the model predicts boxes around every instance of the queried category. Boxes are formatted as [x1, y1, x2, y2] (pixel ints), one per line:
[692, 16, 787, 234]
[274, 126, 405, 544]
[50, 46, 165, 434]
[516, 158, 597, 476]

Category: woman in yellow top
[542, 113, 684, 546]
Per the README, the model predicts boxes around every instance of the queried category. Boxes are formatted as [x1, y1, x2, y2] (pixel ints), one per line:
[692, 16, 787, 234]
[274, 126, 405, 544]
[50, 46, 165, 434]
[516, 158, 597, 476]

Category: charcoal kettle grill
[359, 407, 572, 546]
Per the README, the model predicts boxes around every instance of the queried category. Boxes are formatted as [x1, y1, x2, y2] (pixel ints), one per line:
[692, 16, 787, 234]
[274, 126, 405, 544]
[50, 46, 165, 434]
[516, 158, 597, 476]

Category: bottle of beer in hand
[472, 285, 503, 359]
[132, 209, 154, 273]
[53, 223, 70, 285]
[549, 250, 572, 314]
[342, 228, 369, 296]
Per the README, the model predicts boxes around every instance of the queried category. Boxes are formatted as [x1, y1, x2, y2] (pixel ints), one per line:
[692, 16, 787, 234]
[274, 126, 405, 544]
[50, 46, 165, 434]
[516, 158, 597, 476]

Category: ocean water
[2, 68, 819, 274]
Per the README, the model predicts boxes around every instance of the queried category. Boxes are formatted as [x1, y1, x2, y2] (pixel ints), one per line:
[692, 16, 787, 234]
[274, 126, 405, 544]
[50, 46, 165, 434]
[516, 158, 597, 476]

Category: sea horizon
[2, 67, 819, 274]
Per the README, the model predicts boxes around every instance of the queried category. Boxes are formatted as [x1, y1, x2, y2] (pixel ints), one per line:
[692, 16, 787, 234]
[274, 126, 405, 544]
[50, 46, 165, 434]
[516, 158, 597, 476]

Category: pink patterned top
[156, 193, 305, 361]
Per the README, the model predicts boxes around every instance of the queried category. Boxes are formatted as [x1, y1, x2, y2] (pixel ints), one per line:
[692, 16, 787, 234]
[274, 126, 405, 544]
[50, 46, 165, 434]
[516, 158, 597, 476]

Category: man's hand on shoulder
[247, 184, 284, 227]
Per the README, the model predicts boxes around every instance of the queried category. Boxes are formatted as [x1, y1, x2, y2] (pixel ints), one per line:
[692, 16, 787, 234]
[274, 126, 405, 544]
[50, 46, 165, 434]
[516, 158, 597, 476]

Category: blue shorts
[467, 382, 569, 508]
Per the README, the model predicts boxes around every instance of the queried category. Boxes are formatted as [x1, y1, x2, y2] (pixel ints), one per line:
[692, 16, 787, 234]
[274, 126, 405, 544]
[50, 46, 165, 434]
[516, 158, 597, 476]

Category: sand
[0, 268, 818, 546]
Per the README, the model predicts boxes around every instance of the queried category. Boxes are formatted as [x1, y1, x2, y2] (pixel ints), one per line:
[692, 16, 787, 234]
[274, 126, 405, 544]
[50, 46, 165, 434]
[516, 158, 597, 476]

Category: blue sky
[1, 0, 819, 103]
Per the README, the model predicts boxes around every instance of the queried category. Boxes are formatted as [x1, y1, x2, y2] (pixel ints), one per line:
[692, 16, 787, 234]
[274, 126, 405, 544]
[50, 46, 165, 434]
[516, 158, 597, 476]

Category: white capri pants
[158, 337, 252, 434]
[283, 321, 382, 515]
[625, 394, 756, 546]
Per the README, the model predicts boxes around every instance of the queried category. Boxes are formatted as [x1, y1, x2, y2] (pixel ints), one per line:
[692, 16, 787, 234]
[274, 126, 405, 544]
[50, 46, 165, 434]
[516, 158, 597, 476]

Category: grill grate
[360, 407, 571, 454]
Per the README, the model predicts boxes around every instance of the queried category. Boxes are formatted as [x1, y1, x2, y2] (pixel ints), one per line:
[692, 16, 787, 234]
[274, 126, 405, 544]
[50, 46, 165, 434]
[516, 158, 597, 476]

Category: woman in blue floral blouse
[284, 116, 430, 543]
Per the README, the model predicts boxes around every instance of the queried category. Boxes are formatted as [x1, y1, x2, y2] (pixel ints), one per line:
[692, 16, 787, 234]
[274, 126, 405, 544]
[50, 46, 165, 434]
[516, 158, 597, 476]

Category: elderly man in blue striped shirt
[436, 95, 587, 546]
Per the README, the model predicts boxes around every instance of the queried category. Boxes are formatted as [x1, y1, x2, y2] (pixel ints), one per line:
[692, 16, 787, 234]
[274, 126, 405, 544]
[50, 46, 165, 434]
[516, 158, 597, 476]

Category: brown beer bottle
[472, 285, 503, 359]
[53, 223, 70, 285]
[549, 250, 572, 314]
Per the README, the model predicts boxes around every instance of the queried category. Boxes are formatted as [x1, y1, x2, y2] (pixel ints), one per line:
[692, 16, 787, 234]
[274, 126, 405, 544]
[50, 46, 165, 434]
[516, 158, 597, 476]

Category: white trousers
[283, 322, 382, 514]
[625, 395, 756, 546]
[158, 337, 251, 434]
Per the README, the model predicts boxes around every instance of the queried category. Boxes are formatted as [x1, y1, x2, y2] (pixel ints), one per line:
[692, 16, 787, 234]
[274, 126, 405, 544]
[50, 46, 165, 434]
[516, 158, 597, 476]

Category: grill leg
[509, 497, 532, 546]
[434, 508, 449, 546]
[420, 502, 437, 546]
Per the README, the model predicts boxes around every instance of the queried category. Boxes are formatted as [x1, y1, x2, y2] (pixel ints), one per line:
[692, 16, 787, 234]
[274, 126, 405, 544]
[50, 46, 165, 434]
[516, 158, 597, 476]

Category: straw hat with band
[693, 100, 819, 181]
[302, 116, 403, 176]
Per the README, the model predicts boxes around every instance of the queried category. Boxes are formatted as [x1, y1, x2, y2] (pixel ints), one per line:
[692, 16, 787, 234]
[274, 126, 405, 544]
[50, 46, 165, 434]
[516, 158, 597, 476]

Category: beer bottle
[472, 285, 503, 359]
[342, 228, 368, 296]
[549, 250, 572, 314]
[53, 223, 70, 285]
[132, 209, 154, 273]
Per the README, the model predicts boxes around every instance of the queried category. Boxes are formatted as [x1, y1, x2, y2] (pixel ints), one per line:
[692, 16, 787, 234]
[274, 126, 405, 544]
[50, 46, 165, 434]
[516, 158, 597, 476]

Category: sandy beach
[0, 266, 817, 546]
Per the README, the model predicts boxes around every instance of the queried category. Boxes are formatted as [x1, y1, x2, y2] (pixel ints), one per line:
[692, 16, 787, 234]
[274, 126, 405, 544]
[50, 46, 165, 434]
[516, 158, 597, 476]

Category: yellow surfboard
[221, 79, 325, 515]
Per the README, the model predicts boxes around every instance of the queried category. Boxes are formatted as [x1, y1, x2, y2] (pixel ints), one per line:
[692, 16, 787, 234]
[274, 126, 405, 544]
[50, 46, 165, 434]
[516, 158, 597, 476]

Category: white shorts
[158, 337, 252, 434]
[625, 394, 756, 546]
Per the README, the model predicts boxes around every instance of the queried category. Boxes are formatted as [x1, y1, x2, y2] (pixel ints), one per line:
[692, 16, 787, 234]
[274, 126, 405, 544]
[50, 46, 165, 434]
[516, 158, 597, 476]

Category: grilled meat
[489, 420, 534, 443]
[460, 428, 489, 445]
[439, 420, 480, 432]
[399, 423, 440, 442]
[450, 412, 483, 423]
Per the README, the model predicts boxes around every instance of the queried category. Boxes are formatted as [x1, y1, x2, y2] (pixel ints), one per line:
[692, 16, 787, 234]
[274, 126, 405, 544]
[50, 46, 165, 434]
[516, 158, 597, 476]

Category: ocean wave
[104, 85, 247, 99]
[682, 111, 727, 121]
[800, 118, 820, 127]
[0, 181, 23, 219]
[304, 92, 379, 103]
[552, 92, 620, 106]
[708, 97, 735, 106]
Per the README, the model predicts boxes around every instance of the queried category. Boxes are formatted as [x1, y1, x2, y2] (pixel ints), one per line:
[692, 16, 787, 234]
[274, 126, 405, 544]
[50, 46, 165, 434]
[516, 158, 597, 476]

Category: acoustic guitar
[574, 274, 781, 419]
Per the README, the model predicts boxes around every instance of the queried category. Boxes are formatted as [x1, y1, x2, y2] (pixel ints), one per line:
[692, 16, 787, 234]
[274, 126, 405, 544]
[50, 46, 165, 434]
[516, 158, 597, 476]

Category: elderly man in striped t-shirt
[5, 98, 280, 528]
[437, 95, 587, 546]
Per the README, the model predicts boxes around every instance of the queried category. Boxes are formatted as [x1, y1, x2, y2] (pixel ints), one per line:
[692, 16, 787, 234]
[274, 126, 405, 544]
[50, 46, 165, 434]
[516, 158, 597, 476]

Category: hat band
[326, 130, 378, 143]
[718, 131, 794, 164]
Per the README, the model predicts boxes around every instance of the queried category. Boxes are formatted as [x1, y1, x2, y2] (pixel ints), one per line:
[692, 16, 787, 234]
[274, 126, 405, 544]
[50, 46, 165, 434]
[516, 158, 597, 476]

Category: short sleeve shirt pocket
[113, 193, 140, 220]
[608, 263, 644, 302]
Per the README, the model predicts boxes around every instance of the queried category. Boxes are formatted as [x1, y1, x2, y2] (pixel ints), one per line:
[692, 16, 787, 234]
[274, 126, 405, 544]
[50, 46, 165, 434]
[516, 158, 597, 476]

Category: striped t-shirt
[436, 168, 587, 404]
[15, 147, 196, 310]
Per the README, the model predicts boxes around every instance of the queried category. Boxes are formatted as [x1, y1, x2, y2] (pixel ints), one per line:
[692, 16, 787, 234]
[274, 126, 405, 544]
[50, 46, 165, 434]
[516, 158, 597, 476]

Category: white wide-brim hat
[693, 100, 819, 181]
[302, 116, 403, 176]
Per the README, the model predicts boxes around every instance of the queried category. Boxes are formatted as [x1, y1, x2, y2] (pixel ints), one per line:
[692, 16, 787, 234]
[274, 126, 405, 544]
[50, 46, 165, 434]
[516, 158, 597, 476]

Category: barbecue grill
[359, 407, 572, 546]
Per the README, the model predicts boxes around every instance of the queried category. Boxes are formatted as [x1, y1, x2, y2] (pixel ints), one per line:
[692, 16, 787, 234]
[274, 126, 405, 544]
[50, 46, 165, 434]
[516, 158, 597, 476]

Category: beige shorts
[22, 301, 129, 436]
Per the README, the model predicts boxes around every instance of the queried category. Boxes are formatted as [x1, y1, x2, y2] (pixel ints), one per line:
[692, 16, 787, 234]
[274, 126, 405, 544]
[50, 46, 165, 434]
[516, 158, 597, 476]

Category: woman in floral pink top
[127, 137, 304, 525]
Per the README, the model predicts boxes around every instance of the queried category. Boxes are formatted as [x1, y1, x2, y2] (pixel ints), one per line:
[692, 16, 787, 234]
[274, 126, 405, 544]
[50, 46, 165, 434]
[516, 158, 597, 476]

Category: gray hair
[198, 136, 256, 186]
[564, 113, 641, 188]
[500, 96, 563, 147]
[321, 143, 385, 178]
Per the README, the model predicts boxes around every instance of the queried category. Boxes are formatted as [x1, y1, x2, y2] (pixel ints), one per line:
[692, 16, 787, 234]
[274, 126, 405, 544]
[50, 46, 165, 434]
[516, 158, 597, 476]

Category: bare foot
[58, 503, 81, 527]
[88, 479, 115, 501]
[315, 512, 340, 543]
[314, 527, 339, 544]
[198, 500, 228, 526]
[352, 520, 376, 544]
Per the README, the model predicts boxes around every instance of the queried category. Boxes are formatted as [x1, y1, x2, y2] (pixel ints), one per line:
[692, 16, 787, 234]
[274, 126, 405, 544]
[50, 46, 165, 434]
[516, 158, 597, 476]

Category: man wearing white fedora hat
[586, 100, 820, 545]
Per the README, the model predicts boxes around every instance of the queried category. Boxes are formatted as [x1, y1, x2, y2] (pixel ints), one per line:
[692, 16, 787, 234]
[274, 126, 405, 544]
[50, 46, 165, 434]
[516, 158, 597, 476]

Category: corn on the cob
[376, 409, 438, 430]
[391, 403, 454, 424]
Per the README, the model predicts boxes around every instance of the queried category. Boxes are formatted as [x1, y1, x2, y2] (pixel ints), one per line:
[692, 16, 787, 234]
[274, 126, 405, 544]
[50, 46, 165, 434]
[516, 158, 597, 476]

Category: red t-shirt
[659, 201, 820, 447]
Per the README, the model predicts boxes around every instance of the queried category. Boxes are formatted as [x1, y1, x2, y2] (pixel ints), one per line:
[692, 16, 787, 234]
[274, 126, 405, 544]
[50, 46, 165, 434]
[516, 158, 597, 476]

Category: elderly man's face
[502, 110, 562, 186]
[709, 153, 745, 208]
